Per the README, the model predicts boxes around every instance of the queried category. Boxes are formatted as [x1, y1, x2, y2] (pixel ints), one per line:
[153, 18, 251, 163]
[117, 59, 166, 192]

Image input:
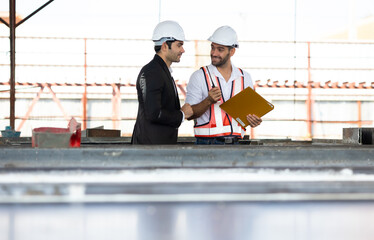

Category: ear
[230, 48, 236, 57]
[161, 42, 168, 52]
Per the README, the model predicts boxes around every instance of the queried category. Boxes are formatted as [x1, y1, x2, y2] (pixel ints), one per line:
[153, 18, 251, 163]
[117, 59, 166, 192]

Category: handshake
[181, 103, 193, 119]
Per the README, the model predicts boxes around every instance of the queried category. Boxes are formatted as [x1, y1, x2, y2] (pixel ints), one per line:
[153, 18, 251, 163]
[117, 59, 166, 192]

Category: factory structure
[1, 35, 374, 139]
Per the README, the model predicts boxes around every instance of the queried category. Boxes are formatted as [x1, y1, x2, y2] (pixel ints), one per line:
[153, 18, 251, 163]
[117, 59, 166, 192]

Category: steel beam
[15, 0, 55, 27]
[0, 17, 9, 27]
[1, 145, 374, 169]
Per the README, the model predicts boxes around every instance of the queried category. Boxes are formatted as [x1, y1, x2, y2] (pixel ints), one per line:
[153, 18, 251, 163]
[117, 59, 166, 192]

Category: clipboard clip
[235, 117, 246, 131]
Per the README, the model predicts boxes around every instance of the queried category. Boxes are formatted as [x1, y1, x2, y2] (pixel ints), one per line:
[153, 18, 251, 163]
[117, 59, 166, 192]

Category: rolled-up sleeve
[186, 70, 205, 105]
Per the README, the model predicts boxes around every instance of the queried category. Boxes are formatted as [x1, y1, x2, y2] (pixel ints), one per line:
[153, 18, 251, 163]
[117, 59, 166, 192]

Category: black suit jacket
[131, 54, 183, 144]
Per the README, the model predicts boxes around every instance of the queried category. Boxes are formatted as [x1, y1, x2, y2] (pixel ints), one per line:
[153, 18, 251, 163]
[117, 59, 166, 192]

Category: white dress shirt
[186, 63, 254, 126]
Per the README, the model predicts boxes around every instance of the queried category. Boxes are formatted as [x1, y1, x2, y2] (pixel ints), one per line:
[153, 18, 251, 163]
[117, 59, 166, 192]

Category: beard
[168, 52, 182, 63]
[211, 53, 230, 67]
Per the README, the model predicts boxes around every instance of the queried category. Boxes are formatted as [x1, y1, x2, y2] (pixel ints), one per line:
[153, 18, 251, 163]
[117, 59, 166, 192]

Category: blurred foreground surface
[0, 137, 374, 240]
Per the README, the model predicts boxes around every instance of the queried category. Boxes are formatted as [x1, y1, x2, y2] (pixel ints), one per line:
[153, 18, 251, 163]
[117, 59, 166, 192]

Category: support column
[111, 83, 121, 129]
[357, 100, 362, 128]
[306, 42, 312, 139]
[9, 0, 16, 130]
[83, 38, 87, 129]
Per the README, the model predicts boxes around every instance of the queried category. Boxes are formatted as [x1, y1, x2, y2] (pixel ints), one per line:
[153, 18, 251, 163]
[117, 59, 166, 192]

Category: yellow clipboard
[219, 87, 274, 128]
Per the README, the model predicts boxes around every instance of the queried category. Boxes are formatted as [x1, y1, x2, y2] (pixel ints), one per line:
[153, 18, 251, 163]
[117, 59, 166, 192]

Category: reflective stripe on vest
[194, 66, 245, 138]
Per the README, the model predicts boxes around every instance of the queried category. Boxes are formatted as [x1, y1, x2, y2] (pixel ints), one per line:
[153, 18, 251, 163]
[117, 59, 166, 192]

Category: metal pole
[357, 100, 362, 128]
[251, 85, 256, 139]
[7, 0, 55, 130]
[307, 42, 312, 139]
[111, 83, 120, 129]
[83, 38, 87, 130]
[9, 0, 16, 130]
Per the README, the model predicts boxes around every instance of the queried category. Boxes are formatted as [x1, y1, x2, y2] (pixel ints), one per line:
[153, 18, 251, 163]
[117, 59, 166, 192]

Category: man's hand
[207, 87, 222, 104]
[186, 88, 221, 120]
[181, 103, 193, 119]
[246, 114, 262, 128]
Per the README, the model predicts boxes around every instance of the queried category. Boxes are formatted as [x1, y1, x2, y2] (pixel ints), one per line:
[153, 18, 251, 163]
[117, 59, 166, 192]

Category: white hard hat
[152, 20, 185, 46]
[208, 26, 239, 48]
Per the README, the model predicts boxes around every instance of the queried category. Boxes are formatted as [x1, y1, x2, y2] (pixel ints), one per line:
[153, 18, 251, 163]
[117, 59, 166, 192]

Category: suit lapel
[154, 55, 180, 109]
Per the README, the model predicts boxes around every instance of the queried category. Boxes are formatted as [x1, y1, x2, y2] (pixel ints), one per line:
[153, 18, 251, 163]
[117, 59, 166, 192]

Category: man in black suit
[132, 20, 193, 144]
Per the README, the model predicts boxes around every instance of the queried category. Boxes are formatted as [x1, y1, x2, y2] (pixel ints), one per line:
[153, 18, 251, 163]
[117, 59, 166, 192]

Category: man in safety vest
[185, 26, 262, 144]
[132, 20, 193, 144]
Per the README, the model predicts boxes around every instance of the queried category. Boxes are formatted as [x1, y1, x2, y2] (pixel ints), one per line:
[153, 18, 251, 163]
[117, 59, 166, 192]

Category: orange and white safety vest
[194, 66, 245, 138]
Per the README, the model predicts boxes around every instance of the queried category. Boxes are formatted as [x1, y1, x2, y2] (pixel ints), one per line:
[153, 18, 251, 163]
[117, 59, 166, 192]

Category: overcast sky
[1, 0, 374, 41]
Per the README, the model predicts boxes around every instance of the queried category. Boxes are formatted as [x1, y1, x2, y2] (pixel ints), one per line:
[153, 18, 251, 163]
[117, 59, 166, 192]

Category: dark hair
[154, 40, 174, 53]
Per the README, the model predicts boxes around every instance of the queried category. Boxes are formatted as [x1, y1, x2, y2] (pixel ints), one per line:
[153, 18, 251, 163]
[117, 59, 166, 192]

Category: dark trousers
[195, 137, 239, 145]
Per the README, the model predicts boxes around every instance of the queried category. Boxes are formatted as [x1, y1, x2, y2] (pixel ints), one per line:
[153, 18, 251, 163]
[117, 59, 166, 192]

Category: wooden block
[86, 129, 121, 138]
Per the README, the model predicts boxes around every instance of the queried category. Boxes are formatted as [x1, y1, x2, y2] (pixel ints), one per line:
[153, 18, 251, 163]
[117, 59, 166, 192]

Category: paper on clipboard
[219, 87, 274, 128]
